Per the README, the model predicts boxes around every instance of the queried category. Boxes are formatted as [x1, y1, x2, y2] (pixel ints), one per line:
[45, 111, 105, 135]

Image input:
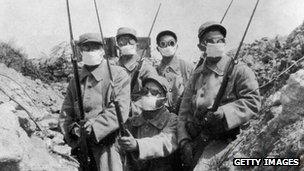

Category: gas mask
[81, 49, 105, 66]
[202, 43, 226, 63]
[119, 44, 137, 56]
[158, 45, 177, 57]
[137, 94, 166, 111]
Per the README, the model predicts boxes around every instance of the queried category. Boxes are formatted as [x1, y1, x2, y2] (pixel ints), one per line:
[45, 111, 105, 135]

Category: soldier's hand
[213, 109, 224, 120]
[204, 110, 226, 134]
[204, 109, 224, 124]
[185, 121, 202, 139]
[71, 125, 80, 138]
[83, 120, 93, 135]
[118, 129, 138, 151]
[180, 140, 194, 167]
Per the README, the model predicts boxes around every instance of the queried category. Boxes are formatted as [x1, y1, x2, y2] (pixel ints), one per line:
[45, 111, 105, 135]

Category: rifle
[190, 0, 260, 167]
[65, 0, 90, 170]
[92, 0, 128, 137]
[130, 3, 161, 90]
[209, 0, 260, 114]
[93, 1, 137, 170]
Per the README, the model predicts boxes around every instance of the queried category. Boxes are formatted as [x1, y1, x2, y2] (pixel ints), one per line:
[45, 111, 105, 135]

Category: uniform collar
[80, 59, 106, 82]
[159, 55, 180, 74]
[130, 107, 170, 130]
[194, 55, 231, 76]
[119, 54, 139, 72]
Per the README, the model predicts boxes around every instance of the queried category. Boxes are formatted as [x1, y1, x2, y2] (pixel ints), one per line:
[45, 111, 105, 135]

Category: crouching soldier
[177, 21, 261, 170]
[118, 76, 178, 171]
[115, 27, 158, 116]
[155, 30, 194, 114]
[59, 33, 130, 171]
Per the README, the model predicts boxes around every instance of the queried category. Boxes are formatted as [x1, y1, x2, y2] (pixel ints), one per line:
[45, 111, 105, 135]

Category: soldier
[115, 27, 158, 116]
[155, 30, 194, 114]
[59, 33, 130, 171]
[118, 75, 178, 171]
[177, 21, 261, 170]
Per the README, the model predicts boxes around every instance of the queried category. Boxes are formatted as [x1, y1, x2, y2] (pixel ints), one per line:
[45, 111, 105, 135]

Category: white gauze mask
[206, 43, 226, 57]
[81, 50, 104, 66]
[158, 45, 177, 57]
[138, 95, 166, 111]
[119, 45, 137, 56]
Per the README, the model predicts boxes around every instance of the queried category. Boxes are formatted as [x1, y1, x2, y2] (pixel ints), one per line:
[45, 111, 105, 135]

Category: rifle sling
[211, 59, 236, 112]
[130, 64, 141, 92]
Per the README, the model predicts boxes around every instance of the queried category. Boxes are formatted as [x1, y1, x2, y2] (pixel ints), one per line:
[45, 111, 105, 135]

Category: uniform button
[166, 68, 170, 73]
[168, 78, 172, 82]
[169, 89, 172, 92]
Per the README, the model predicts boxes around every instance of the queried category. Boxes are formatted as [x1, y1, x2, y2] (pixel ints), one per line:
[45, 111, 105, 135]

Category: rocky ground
[228, 21, 304, 97]
[208, 70, 304, 171]
[0, 63, 77, 170]
[0, 21, 304, 170]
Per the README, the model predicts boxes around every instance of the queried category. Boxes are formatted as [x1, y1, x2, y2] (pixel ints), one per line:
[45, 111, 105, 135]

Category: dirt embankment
[0, 63, 77, 170]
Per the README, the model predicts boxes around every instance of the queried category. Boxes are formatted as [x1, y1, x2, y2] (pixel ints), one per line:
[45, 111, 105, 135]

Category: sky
[0, 0, 304, 62]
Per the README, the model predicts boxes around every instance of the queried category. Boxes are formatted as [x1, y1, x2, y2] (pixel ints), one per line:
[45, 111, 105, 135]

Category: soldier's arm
[177, 73, 196, 145]
[135, 114, 178, 160]
[90, 69, 131, 142]
[219, 64, 261, 130]
[59, 80, 78, 147]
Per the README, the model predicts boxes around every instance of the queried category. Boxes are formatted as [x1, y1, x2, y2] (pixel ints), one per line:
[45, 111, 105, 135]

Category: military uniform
[156, 56, 193, 114]
[125, 107, 178, 171]
[122, 75, 178, 171]
[118, 56, 158, 101]
[116, 27, 158, 116]
[59, 59, 130, 171]
[178, 55, 261, 170]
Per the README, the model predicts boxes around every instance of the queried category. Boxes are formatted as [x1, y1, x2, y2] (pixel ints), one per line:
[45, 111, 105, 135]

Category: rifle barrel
[93, 0, 114, 82]
[220, 0, 234, 23]
[93, 0, 106, 48]
[148, 3, 162, 38]
[140, 3, 162, 59]
[66, 0, 74, 42]
[234, 0, 260, 60]
[66, 0, 85, 120]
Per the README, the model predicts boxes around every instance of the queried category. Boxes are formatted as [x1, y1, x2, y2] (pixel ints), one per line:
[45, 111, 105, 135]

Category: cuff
[136, 138, 148, 160]
[220, 105, 241, 130]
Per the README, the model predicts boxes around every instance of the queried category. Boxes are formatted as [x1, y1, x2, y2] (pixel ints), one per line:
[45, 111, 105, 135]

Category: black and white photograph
[0, 0, 303, 170]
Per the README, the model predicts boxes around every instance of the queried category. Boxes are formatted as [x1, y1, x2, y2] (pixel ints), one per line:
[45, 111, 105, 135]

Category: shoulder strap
[130, 67, 140, 92]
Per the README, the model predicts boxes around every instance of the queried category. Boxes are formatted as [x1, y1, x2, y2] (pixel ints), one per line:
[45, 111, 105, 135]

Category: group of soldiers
[59, 21, 261, 171]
